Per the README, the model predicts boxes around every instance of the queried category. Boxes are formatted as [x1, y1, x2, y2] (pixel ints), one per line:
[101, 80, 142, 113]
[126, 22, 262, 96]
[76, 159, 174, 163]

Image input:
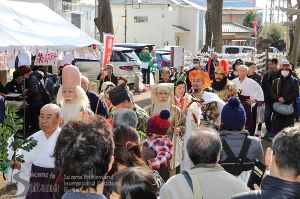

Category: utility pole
[124, 0, 127, 43]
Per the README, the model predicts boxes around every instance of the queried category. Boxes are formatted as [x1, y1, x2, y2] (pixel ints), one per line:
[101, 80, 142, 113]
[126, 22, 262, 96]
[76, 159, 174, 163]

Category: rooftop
[222, 22, 253, 33]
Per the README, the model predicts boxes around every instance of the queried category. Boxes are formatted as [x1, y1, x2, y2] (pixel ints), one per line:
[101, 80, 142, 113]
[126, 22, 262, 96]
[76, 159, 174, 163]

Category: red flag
[102, 34, 114, 78]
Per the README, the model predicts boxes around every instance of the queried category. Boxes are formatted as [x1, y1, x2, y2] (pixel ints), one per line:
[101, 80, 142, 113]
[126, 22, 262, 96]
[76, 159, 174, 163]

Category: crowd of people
[1, 51, 300, 199]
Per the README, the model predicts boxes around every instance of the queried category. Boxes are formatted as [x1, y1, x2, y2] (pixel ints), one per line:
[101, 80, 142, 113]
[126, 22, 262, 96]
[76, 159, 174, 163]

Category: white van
[222, 46, 256, 54]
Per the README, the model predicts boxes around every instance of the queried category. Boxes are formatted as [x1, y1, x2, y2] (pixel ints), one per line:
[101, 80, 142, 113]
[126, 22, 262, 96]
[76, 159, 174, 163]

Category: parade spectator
[97, 64, 118, 93]
[139, 47, 152, 85]
[117, 76, 127, 86]
[232, 127, 300, 199]
[81, 75, 108, 118]
[109, 84, 149, 138]
[11, 104, 62, 199]
[53, 116, 114, 199]
[112, 109, 138, 129]
[232, 65, 264, 136]
[159, 67, 172, 83]
[100, 81, 116, 115]
[160, 128, 249, 199]
[20, 65, 51, 136]
[246, 61, 263, 136]
[39, 65, 58, 100]
[270, 60, 299, 138]
[0, 81, 7, 97]
[229, 59, 244, 80]
[262, 58, 280, 140]
[56, 65, 93, 125]
[188, 69, 225, 129]
[143, 110, 173, 181]
[111, 167, 159, 199]
[205, 52, 220, 79]
[104, 126, 164, 198]
[212, 59, 238, 102]
[5, 70, 23, 94]
[219, 97, 263, 177]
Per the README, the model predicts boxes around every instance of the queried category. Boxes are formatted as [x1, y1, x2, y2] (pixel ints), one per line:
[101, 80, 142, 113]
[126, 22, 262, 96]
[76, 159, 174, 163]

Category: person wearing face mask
[270, 60, 299, 138]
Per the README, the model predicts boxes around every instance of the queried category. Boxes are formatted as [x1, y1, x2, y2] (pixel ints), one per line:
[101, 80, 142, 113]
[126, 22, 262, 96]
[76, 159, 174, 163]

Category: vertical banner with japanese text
[102, 34, 114, 78]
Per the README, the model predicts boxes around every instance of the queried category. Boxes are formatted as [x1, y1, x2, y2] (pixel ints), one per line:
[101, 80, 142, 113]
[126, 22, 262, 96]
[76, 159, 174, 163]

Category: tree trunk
[204, 0, 212, 52]
[94, 0, 114, 42]
[291, 0, 300, 66]
[287, 0, 294, 57]
[211, 0, 223, 53]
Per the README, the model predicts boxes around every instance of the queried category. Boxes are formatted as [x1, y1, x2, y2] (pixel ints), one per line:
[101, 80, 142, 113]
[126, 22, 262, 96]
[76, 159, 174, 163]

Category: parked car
[222, 46, 257, 54]
[74, 47, 141, 84]
[155, 49, 171, 70]
[114, 43, 155, 55]
[110, 47, 141, 84]
[269, 47, 281, 53]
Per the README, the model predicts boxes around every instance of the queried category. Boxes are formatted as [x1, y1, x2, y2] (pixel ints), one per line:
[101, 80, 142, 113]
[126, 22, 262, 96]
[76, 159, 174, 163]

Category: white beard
[152, 101, 171, 115]
[60, 101, 84, 124]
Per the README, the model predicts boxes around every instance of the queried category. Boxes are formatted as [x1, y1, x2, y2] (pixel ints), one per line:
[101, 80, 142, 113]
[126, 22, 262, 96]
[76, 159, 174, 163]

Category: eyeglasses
[39, 115, 57, 121]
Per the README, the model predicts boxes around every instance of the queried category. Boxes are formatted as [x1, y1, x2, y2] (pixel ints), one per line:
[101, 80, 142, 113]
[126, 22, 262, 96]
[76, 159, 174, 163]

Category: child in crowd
[143, 110, 173, 181]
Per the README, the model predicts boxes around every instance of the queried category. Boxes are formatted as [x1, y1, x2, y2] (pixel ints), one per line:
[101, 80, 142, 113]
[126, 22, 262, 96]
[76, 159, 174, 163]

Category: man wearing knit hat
[212, 59, 238, 102]
[109, 83, 149, 138]
[20, 64, 52, 137]
[219, 97, 263, 177]
[56, 65, 93, 124]
[269, 60, 299, 138]
[188, 70, 225, 129]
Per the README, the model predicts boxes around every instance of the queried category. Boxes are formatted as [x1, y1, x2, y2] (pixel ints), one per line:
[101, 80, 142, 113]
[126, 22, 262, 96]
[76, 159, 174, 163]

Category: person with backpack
[271, 60, 299, 138]
[160, 128, 249, 199]
[219, 97, 263, 179]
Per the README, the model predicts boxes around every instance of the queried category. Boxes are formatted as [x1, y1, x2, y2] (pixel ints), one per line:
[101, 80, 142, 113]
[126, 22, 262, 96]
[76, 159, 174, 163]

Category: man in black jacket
[271, 60, 299, 136]
[232, 127, 300, 199]
[20, 65, 50, 137]
[261, 58, 280, 140]
[81, 75, 108, 118]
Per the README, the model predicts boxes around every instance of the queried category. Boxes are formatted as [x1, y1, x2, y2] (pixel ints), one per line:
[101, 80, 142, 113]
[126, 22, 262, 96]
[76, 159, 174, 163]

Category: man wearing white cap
[270, 60, 299, 138]
[56, 65, 93, 124]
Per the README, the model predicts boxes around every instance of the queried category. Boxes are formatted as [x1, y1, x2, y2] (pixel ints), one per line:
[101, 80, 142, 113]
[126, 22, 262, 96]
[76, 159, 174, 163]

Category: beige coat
[160, 164, 249, 199]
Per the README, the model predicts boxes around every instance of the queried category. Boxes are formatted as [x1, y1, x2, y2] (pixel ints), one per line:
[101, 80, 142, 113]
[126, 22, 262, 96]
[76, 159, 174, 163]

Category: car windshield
[161, 54, 170, 61]
[124, 51, 140, 61]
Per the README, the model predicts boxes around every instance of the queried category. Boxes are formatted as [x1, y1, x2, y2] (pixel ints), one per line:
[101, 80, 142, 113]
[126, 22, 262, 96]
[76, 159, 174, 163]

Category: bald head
[40, 103, 61, 117]
[39, 104, 61, 136]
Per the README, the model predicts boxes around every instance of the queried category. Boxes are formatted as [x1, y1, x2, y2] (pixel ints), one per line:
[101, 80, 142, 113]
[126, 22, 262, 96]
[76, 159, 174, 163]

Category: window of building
[134, 16, 148, 23]
[86, 10, 91, 20]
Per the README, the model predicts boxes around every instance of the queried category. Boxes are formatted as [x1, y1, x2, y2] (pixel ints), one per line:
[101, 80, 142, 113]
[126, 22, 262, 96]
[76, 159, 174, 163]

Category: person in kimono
[212, 59, 238, 102]
[232, 65, 264, 136]
[56, 65, 93, 124]
[188, 70, 225, 129]
[11, 103, 62, 199]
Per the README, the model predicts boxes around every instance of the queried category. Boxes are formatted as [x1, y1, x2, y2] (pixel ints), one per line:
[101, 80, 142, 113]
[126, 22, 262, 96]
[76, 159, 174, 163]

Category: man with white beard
[56, 65, 93, 124]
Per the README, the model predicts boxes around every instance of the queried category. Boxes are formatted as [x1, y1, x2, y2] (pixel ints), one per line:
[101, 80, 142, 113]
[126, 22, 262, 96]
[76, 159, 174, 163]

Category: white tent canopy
[0, 0, 100, 52]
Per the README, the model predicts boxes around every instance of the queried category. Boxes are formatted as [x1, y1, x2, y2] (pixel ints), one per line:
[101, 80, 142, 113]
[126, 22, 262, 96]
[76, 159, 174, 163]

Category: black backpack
[220, 136, 254, 176]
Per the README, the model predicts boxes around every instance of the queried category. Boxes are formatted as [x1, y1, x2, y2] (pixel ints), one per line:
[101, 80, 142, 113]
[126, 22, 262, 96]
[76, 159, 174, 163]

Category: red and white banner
[34, 52, 58, 66]
[102, 34, 114, 78]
